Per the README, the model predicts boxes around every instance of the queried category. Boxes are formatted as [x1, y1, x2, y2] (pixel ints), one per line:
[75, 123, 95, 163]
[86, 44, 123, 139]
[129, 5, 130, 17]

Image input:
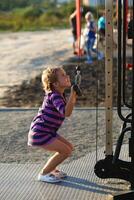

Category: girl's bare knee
[61, 147, 72, 158]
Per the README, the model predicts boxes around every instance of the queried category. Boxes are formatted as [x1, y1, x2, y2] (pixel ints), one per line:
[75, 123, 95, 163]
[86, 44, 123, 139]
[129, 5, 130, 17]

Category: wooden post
[105, 0, 113, 156]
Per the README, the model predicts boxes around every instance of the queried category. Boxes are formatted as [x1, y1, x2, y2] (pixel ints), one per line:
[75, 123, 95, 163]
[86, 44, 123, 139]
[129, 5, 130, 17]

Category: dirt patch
[1, 57, 132, 107]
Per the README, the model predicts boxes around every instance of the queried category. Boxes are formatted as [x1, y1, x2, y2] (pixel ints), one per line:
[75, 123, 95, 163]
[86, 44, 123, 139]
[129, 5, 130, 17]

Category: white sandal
[51, 169, 67, 178]
[38, 173, 61, 183]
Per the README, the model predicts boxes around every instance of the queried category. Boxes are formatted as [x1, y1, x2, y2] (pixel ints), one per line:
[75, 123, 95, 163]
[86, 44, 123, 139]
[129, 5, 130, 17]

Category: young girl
[28, 67, 77, 183]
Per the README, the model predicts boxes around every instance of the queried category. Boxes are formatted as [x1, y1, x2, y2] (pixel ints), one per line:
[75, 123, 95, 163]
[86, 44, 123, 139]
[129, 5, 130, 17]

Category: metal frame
[94, 0, 134, 193]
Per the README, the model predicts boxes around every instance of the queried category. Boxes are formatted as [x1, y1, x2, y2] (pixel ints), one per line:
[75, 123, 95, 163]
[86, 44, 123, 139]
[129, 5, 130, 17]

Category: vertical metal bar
[122, 0, 131, 108]
[105, 0, 113, 156]
[95, 80, 99, 162]
[76, 0, 81, 56]
[130, 1, 134, 189]
[122, 0, 126, 105]
[117, 0, 124, 121]
[117, 0, 132, 122]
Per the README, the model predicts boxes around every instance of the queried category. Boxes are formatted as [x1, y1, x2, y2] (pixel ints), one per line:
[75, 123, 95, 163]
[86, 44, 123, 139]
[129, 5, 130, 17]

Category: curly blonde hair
[42, 67, 60, 92]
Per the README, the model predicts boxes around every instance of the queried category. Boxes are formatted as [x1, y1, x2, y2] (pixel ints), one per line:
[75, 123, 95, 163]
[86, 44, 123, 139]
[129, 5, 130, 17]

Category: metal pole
[122, 0, 131, 108]
[130, 1, 134, 189]
[105, 0, 113, 156]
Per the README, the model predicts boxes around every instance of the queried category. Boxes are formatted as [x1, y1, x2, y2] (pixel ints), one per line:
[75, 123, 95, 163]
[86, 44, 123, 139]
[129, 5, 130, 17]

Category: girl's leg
[40, 138, 72, 175]
[57, 135, 74, 151]
[51, 135, 74, 174]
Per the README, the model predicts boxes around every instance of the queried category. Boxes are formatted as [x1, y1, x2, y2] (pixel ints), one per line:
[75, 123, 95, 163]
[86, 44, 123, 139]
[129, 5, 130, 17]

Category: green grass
[0, 5, 70, 31]
[0, 3, 101, 32]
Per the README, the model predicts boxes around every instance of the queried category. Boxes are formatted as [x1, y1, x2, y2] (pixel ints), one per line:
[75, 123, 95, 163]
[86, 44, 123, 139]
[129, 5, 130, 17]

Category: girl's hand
[65, 86, 77, 117]
[72, 85, 82, 96]
[71, 85, 77, 94]
[70, 85, 77, 104]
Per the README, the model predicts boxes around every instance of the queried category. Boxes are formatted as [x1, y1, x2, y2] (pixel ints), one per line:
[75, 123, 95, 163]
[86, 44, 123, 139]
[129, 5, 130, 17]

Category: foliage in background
[0, 0, 45, 11]
[0, 0, 100, 31]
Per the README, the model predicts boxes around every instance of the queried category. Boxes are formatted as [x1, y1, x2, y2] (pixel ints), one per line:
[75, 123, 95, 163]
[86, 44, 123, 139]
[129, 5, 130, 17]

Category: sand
[0, 108, 130, 164]
[0, 29, 132, 165]
[0, 29, 72, 98]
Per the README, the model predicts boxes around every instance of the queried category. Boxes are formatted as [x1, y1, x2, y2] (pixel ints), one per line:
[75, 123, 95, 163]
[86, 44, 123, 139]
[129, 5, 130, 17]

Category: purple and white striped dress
[28, 91, 66, 146]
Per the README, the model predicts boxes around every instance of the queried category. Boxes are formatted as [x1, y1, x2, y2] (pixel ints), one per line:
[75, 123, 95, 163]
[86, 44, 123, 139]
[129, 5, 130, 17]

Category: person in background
[98, 11, 106, 47]
[83, 11, 104, 64]
[69, 10, 77, 54]
[28, 67, 77, 183]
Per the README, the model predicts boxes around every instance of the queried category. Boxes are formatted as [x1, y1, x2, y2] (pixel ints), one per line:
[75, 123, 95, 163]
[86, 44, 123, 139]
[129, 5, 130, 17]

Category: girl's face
[55, 68, 71, 90]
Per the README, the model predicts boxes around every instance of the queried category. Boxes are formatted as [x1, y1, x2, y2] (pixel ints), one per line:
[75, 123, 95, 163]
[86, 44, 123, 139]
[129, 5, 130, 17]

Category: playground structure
[76, 0, 134, 198]
[100, 1, 134, 199]
[0, 1, 134, 200]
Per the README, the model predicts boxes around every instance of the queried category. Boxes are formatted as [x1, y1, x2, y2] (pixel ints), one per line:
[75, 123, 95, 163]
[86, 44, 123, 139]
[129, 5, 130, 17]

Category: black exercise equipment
[94, 0, 134, 191]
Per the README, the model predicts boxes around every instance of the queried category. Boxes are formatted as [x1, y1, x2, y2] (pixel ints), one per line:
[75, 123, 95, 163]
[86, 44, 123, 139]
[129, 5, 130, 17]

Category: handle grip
[73, 84, 82, 96]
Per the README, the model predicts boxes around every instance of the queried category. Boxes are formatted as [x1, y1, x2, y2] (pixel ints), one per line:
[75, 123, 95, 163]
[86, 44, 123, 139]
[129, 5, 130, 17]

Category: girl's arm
[65, 87, 77, 117]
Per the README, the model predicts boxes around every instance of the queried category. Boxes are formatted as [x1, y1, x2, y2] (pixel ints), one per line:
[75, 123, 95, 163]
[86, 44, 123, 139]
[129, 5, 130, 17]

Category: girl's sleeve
[51, 93, 65, 116]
